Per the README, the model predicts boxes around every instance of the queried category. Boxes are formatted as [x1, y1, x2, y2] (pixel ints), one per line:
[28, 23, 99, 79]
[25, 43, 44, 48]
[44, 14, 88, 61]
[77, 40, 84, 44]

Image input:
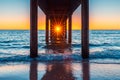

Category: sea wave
[0, 30, 120, 64]
[0, 43, 116, 49]
[0, 54, 82, 62]
[0, 51, 120, 63]
[72, 43, 112, 47]
[0, 40, 24, 43]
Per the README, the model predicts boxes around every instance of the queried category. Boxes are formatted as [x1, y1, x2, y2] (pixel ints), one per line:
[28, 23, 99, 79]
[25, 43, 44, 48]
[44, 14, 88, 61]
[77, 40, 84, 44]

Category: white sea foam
[0, 30, 120, 63]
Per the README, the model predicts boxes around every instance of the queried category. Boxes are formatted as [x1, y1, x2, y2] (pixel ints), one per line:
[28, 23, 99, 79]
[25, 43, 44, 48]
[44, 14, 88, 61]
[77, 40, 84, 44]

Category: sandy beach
[0, 60, 120, 80]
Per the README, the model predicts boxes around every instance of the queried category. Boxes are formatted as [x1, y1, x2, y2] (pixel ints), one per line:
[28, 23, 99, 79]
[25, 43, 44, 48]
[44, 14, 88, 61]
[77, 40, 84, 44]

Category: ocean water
[0, 30, 120, 63]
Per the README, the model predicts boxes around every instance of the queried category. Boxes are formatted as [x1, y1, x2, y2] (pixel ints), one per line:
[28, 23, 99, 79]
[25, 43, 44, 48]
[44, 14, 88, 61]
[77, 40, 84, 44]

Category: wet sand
[0, 47, 120, 80]
[0, 60, 120, 80]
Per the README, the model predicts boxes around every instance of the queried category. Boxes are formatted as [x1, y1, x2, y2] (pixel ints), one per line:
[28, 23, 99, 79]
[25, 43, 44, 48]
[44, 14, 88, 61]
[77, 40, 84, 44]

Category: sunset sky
[0, 0, 120, 30]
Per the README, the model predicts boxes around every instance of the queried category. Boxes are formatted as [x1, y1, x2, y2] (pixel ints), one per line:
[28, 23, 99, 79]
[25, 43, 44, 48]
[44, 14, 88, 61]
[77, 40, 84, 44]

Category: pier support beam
[46, 16, 49, 44]
[68, 15, 72, 44]
[81, 0, 89, 58]
[65, 19, 67, 39]
[30, 0, 38, 58]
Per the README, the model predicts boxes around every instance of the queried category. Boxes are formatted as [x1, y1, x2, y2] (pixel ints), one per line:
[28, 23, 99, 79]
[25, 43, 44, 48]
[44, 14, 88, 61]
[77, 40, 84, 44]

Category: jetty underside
[38, 0, 81, 46]
[30, 0, 89, 58]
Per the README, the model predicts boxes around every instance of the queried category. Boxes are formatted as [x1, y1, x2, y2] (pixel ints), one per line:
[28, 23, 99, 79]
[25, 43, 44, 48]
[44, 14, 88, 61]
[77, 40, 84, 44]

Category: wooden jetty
[30, 0, 89, 59]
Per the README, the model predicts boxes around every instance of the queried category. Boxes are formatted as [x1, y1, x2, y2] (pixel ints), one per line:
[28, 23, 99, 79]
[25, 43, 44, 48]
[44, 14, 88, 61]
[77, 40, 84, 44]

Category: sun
[55, 25, 61, 33]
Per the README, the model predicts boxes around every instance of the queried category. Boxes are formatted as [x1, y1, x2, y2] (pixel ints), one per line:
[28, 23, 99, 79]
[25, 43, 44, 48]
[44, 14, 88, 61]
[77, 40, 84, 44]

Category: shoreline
[0, 60, 120, 80]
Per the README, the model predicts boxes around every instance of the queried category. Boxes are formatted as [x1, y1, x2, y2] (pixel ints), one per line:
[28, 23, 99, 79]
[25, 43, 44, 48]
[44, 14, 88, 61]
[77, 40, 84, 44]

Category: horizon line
[0, 29, 120, 31]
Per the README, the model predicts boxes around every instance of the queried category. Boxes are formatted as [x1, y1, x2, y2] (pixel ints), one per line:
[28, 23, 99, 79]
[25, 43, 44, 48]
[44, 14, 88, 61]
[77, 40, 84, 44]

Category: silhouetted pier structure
[30, 0, 89, 58]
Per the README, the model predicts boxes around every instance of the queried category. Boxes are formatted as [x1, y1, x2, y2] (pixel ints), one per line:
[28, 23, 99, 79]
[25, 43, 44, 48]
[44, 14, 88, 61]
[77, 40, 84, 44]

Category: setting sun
[55, 25, 61, 32]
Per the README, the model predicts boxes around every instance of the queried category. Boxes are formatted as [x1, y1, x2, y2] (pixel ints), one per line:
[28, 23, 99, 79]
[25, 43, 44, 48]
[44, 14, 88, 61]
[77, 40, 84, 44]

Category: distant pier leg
[68, 15, 72, 44]
[46, 15, 49, 44]
[65, 18, 67, 39]
[30, 0, 38, 58]
[81, 0, 89, 58]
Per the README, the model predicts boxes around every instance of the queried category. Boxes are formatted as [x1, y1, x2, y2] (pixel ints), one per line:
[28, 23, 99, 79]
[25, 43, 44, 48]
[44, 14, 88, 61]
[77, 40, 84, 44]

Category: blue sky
[0, 0, 120, 30]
